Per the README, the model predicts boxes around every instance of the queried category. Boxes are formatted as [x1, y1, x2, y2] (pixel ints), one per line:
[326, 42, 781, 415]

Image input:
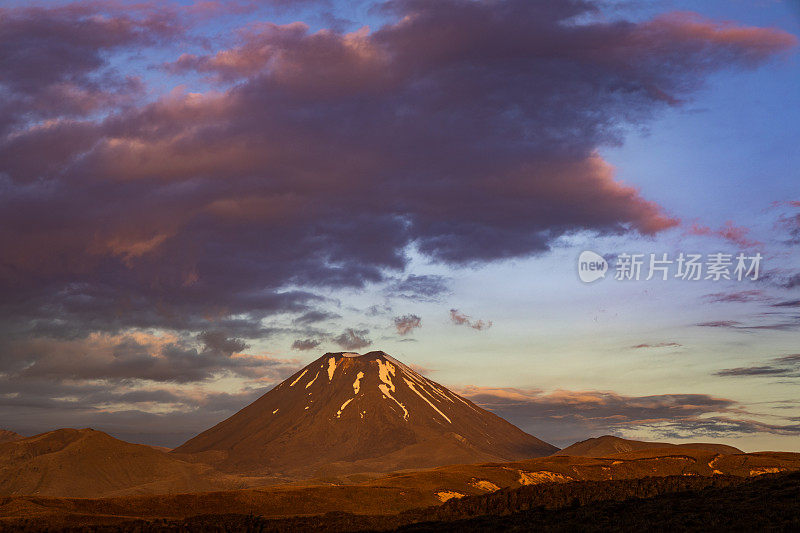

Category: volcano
[174, 351, 557, 477]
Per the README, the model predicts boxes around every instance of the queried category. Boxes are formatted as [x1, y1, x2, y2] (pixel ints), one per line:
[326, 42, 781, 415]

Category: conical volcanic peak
[174, 350, 557, 476]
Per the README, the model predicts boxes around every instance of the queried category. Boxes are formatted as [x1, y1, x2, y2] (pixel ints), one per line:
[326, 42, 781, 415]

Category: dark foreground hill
[8, 471, 798, 532]
[1, 448, 798, 527]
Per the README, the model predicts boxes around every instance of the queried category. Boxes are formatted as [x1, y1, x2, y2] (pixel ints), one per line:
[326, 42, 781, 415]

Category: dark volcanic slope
[174, 351, 557, 475]
[557, 435, 742, 457]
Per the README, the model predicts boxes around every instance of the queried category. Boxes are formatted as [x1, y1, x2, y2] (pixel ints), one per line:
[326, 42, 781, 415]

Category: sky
[0, 0, 798, 451]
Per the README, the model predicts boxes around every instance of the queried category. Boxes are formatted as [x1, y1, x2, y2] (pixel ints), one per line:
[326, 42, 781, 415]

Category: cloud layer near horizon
[0, 0, 795, 438]
[459, 387, 800, 448]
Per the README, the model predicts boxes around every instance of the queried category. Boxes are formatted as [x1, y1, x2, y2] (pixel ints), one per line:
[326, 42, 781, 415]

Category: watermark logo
[578, 251, 762, 283]
[578, 250, 608, 283]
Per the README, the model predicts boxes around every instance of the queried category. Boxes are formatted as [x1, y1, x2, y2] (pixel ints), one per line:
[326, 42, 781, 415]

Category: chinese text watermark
[578, 251, 762, 283]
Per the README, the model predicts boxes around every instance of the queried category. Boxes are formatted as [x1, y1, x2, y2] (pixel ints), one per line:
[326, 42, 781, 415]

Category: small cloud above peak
[394, 314, 422, 336]
[333, 328, 371, 350]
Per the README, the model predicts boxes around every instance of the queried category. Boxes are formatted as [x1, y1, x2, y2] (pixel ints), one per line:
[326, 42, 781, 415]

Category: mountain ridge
[0, 430, 22, 444]
[0, 428, 241, 497]
[556, 435, 743, 457]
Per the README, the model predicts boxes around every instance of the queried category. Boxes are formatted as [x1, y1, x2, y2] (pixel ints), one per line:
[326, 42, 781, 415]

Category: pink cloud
[686, 221, 762, 248]
[450, 309, 493, 331]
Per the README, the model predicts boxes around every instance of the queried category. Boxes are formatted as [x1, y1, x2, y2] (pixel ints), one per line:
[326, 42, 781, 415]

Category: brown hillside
[1, 449, 798, 528]
[0, 430, 22, 444]
[556, 435, 742, 457]
[0, 428, 243, 498]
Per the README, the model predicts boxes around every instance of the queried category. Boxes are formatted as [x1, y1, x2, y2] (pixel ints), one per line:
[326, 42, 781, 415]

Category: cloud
[0, 331, 294, 384]
[686, 221, 761, 248]
[715, 353, 800, 378]
[450, 309, 493, 331]
[292, 309, 341, 325]
[385, 275, 451, 302]
[771, 300, 800, 308]
[0, 2, 186, 135]
[781, 273, 800, 289]
[776, 204, 800, 245]
[702, 290, 765, 303]
[0, 0, 795, 428]
[0, 380, 280, 447]
[332, 328, 372, 350]
[291, 338, 322, 351]
[695, 318, 800, 331]
[197, 330, 248, 355]
[394, 314, 422, 335]
[458, 386, 800, 447]
[630, 342, 682, 349]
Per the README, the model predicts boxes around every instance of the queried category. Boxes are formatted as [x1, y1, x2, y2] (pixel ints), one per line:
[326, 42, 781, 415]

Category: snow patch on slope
[404, 378, 452, 423]
[376, 358, 408, 419]
[305, 371, 319, 388]
[376, 359, 396, 391]
[379, 384, 409, 420]
[336, 398, 353, 418]
[327, 357, 339, 380]
[353, 371, 364, 395]
[289, 369, 308, 387]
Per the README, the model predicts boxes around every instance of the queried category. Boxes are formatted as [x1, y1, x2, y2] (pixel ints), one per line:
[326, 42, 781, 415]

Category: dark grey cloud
[0, 331, 296, 384]
[394, 314, 422, 335]
[630, 342, 682, 349]
[385, 275, 451, 302]
[778, 209, 800, 245]
[0, 2, 184, 135]
[332, 328, 372, 350]
[772, 300, 800, 308]
[715, 353, 800, 378]
[696, 320, 742, 328]
[781, 273, 800, 289]
[292, 309, 342, 325]
[198, 330, 248, 355]
[291, 338, 322, 351]
[366, 304, 393, 316]
[695, 318, 800, 331]
[702, 290, 766, 304]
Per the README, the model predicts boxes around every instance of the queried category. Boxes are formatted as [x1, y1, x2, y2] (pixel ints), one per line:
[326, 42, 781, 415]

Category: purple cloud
[0, 0, 795, 421]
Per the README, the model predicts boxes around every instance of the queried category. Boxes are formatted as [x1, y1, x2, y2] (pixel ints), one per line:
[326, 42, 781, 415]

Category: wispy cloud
[450, 309, 493, 331]
[630, 342, 683, 349]
[686, 221, 761, 248]
[458, 387, 800, 446]
[715, 354, 800, 378]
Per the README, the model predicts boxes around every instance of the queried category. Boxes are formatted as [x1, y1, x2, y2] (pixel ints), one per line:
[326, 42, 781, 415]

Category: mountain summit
[174, 351, 556, 477]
